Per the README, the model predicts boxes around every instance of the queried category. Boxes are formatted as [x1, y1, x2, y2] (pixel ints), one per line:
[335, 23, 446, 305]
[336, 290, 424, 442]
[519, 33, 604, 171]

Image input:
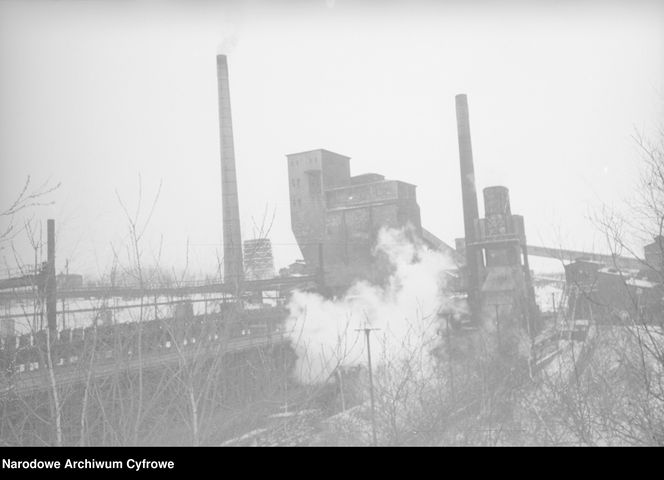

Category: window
[306, 171, 322, 195]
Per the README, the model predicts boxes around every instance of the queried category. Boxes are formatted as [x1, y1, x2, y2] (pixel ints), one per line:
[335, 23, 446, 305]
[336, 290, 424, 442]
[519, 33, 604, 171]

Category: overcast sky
[1, 0, 663, 278]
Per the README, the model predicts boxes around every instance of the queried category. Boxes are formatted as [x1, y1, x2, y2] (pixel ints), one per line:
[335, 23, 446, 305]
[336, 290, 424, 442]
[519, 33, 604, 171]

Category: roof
[324, 178, 417, 192]
[421, 228, 463, 264]
[597, 267, 662, 289]
[644, 236, 664, 251]
[625, 277, 661, 289]
[569, 259, 605, 266]
[598, 267, 641, 276]
[285, 148, 350, 159]
[325, 201, 397, 213]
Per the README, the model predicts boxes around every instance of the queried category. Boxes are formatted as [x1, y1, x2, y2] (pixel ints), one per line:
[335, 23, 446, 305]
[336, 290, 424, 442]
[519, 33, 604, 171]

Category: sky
[0, 0, 663, 279]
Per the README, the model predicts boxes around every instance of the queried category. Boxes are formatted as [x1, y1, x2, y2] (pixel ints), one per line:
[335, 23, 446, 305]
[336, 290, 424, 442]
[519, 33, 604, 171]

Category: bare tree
[0, 176, 59, 252]
[517, 126, 664, 446]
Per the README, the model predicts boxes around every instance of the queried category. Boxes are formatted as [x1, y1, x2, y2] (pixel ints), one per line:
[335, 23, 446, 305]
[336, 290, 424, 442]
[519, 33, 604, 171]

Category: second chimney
[455, 94, 482, 322]
[217, 55, 244, 290]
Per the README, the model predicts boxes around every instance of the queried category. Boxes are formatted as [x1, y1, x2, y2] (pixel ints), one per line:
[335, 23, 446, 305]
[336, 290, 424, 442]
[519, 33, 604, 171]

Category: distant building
[56, 274, 83, 290]
[643, 235, 664, 282]
[243, 238, 276, 281]
[287, 149, 422, 288]
[565, 258, 663, 325]
[279, 259, 311, 277]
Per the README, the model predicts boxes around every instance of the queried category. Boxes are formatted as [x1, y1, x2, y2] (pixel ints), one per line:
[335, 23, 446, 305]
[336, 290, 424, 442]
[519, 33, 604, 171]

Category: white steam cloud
[285, 227, 461, 384]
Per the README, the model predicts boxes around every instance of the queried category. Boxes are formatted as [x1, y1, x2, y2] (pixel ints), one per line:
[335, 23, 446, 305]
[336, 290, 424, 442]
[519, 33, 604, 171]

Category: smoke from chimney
[285, 226, 461, 384]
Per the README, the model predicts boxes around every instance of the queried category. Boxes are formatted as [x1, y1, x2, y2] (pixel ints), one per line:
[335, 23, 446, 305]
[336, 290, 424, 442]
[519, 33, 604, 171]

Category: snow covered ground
[534, 283, 564, 313]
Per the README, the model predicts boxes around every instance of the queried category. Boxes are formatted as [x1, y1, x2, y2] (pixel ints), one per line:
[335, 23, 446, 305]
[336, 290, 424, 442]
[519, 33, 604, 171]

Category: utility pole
[446, 314, 455, 402]
[46, 219, 57, 335]
[337, 368, 346, 411]
[494, 303, 501, 351]
[356, 326, 380, 446]
[61, 258, 68, 329]
[552, 292, 556, 315]
[318, 242, 326, 291]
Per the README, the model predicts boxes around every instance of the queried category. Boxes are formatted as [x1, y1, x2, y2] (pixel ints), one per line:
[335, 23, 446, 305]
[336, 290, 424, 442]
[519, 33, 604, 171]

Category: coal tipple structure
[452, 94, 539, 332]
[287, 148, 422, 289]
[285, 95, 541, 334]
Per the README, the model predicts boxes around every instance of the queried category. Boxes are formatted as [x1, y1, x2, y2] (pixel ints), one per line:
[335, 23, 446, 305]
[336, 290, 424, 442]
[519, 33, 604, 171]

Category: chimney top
[455, 94, 469, 107]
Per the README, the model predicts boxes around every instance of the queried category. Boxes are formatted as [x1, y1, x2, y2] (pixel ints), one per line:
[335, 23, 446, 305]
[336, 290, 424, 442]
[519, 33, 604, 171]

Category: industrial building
[243, 238, 276, 281]
[477, 186, 537, 331]
[643, 235, 664, 282]
[566, 244, 664, 326]
[149, 56, 663, 339]
[287, 149, 422, 289]
[453, 94, 539, 334]
[284, 95, 541, 338]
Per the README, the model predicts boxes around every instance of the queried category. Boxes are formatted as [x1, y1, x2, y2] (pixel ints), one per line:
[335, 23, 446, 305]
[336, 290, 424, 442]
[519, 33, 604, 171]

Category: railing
[0, 274, 319, 301]
[0, 267, 40, 279]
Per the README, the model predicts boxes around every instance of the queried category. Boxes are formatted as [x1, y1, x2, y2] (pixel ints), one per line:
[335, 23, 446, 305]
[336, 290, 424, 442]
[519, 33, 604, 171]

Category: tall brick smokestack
[217, 55, 244, 289]
[455, 94, 481, 322]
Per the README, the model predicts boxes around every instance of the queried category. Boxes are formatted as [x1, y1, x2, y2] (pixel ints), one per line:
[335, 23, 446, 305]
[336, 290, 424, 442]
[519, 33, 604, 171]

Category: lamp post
[446, 314, 456, 402]
[494, 304, 501, 351]
[356, 326, 379, 446]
